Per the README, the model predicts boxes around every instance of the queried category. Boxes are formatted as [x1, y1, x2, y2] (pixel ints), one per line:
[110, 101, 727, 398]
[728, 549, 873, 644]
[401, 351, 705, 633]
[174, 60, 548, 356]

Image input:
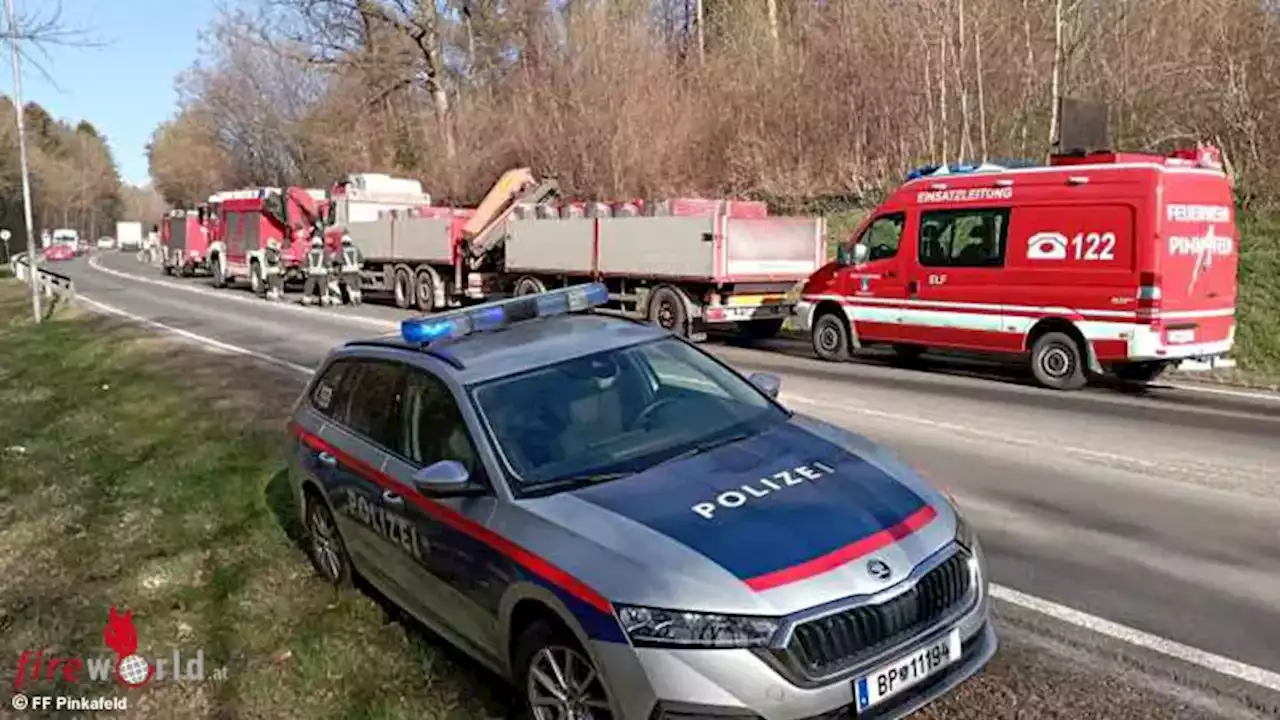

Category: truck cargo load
[338, 168, 825, 340]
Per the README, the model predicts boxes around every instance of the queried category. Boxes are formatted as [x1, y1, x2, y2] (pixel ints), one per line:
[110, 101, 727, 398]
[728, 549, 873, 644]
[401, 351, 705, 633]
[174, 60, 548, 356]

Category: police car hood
[516, 414, 957, 616]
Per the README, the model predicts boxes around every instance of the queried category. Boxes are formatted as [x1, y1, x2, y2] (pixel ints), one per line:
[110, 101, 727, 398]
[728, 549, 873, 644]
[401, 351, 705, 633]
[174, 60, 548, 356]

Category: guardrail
[9, 252, 77, 301]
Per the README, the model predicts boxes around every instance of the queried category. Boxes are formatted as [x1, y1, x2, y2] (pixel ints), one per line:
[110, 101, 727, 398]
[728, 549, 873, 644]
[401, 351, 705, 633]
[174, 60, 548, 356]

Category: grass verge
[0, 281, 504, 719]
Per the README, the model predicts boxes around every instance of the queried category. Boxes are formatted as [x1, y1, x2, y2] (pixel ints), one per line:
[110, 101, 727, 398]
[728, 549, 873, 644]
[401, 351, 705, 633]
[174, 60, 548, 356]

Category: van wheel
[812, 311, 851, 361]
[1030, 332, 1087, 390]
[513, 620, 614, 720]
[1114, 361, 1171, 384]
[393, 267, 413, 309]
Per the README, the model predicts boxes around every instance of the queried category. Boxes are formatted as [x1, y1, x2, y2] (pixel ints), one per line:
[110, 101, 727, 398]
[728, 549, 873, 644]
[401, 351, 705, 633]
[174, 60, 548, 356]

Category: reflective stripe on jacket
[306, 248, 328, 275]
[341, 246, 360, 272]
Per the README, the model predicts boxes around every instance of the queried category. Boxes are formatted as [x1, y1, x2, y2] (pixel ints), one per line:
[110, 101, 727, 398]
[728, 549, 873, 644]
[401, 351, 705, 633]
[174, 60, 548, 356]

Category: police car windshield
[471, 337, 788, 494]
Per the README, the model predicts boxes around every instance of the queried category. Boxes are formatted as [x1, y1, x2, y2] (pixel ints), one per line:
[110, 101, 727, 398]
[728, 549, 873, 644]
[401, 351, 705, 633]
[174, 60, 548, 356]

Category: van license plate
[855, 629, 961, 712]
[1167, 329, 1196, 344]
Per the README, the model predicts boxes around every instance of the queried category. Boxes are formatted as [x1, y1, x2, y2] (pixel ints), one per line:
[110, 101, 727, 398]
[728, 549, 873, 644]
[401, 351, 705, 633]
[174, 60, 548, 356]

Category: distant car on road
[42, 243, 75, 262]
[288, 283, 995, 720]
[97, 236, 115, 250]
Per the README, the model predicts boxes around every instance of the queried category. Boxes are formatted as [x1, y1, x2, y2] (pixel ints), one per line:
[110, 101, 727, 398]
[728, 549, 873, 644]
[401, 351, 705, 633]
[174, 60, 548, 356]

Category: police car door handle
[317, 452, 337, 467]
[381, 491, 404, 505]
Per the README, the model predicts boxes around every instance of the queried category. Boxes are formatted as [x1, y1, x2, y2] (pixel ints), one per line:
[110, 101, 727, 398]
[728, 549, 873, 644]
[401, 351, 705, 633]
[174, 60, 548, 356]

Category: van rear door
[1154, 171, 1238, 349]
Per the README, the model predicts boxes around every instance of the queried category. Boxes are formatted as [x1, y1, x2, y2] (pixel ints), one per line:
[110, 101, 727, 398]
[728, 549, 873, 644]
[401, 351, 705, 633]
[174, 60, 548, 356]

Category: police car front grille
[786, 551, 972, 680]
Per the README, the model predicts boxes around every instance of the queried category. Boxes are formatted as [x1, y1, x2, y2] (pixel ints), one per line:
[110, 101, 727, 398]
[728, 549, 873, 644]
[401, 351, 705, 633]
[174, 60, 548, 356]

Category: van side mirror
[836, 243, 870, 266]
[411, 460, 472, 495]
[747, 372, 782, 399]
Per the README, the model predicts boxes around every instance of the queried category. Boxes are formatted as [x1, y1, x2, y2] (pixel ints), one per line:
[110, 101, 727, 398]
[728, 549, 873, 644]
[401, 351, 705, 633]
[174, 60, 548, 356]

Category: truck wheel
[812, 311, 851, 361]
[1030, 332, 1088, 390]
[1114, 361, 1170, 384]
[393, 267, 413, 309]
[648, 286, 687, 336]
[513, 276, 546, 296]
[211, 256, 227, 288]
[250, 261, 265, 296]
[738, 318, 784, 341]
[414, 269, 436, 312]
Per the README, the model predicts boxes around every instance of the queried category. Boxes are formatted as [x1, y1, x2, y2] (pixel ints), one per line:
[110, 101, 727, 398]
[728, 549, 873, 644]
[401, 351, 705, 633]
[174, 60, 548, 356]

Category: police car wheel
[812, 312, 850, 361]
[1030, 332, 1087, 391]
[306, 498, 352, 587]
[514, 621, 613, 720]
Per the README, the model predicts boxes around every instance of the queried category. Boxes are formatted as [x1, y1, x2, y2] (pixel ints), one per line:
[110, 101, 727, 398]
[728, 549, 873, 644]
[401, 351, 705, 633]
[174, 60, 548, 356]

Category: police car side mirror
[747, 372, 781, 399]
[411, 460, 472, 495]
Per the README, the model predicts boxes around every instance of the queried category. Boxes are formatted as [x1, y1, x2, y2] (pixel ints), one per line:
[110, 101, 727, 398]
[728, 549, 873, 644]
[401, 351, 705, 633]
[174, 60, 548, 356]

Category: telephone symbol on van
[1026, 231, 1116, 261]
[1026, 232, 1068, 260]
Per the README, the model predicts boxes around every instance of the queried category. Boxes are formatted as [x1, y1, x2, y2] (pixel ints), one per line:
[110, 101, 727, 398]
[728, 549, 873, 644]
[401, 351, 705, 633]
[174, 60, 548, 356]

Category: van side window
[854, 213, 906, 262]
[919, 209, 1011, 268]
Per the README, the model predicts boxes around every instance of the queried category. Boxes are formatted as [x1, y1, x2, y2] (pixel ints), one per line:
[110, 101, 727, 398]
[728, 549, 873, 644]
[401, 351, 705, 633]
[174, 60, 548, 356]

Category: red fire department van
[794, 146, 1238, 390]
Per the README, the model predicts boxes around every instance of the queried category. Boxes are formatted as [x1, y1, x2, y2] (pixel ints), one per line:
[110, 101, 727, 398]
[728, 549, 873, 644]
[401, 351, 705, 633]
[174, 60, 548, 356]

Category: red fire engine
[206, 186, 327, 293]
[160, 207, 211, 276]
[795, 146, 1238, 390]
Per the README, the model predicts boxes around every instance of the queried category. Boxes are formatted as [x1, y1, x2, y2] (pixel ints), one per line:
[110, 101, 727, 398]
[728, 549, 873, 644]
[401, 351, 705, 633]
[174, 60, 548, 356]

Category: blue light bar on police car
[400, 282, 610, 345]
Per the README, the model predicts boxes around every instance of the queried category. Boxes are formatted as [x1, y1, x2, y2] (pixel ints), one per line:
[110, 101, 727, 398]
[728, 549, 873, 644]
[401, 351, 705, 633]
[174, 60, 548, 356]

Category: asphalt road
[57, 251, 1280, 718]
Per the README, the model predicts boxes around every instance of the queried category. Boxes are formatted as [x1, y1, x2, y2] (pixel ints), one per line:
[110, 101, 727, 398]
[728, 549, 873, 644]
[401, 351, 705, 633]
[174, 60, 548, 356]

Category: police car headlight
[614, 605, 779, 649]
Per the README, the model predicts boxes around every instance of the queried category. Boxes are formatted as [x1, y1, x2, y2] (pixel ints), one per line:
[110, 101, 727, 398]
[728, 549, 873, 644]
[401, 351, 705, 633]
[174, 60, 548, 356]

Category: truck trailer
[328, 168, 825, 339]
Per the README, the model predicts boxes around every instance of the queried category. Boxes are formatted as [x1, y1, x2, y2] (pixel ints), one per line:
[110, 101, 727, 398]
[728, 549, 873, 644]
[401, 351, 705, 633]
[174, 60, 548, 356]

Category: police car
[288, 283, 995, 720]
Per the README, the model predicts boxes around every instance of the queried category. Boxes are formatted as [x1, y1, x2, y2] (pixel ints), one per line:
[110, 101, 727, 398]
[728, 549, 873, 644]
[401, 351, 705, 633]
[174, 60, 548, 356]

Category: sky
[8, 0, 219, 186]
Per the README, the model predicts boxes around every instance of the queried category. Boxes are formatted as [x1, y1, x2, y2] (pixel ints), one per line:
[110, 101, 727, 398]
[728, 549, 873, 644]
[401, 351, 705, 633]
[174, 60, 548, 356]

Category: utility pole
[4, 0, 40, 322]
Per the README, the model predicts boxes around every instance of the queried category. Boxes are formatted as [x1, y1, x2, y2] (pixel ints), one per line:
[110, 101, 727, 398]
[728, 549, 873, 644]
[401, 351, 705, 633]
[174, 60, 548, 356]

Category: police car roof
[344, 312, 668, 384]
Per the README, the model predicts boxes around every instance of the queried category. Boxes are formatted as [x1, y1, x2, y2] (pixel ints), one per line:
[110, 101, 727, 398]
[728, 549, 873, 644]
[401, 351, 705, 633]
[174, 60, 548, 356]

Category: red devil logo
[104, 607, 154, 687]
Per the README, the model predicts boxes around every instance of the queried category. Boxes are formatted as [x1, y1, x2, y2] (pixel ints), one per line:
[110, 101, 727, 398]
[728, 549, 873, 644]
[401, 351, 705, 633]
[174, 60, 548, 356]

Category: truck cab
[795, 146, 1238, 390]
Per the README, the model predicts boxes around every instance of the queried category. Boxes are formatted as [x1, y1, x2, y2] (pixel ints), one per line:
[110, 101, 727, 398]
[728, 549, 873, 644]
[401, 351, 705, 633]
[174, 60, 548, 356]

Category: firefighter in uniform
[302, 237, 330, 306]
[338, 235, 363, 305]
[326, 239, 343, 305]
[263, 238, 285, 301]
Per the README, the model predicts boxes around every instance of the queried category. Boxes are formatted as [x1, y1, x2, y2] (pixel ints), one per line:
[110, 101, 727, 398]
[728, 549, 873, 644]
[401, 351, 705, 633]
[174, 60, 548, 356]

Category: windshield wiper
[657, 431, 753, 467]
[523, 472, 631, 496]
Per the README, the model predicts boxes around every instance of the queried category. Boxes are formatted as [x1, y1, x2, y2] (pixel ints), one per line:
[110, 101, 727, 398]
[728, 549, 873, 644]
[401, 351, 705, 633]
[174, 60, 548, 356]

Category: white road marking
[783, 393, 1163, 471]
[86, 254, 399, 331]
[67, 290, 1280, 695]
[77, 294, 315, 377]
[1158, 382, 1280, 403]
[990, 586, 1280, 694]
